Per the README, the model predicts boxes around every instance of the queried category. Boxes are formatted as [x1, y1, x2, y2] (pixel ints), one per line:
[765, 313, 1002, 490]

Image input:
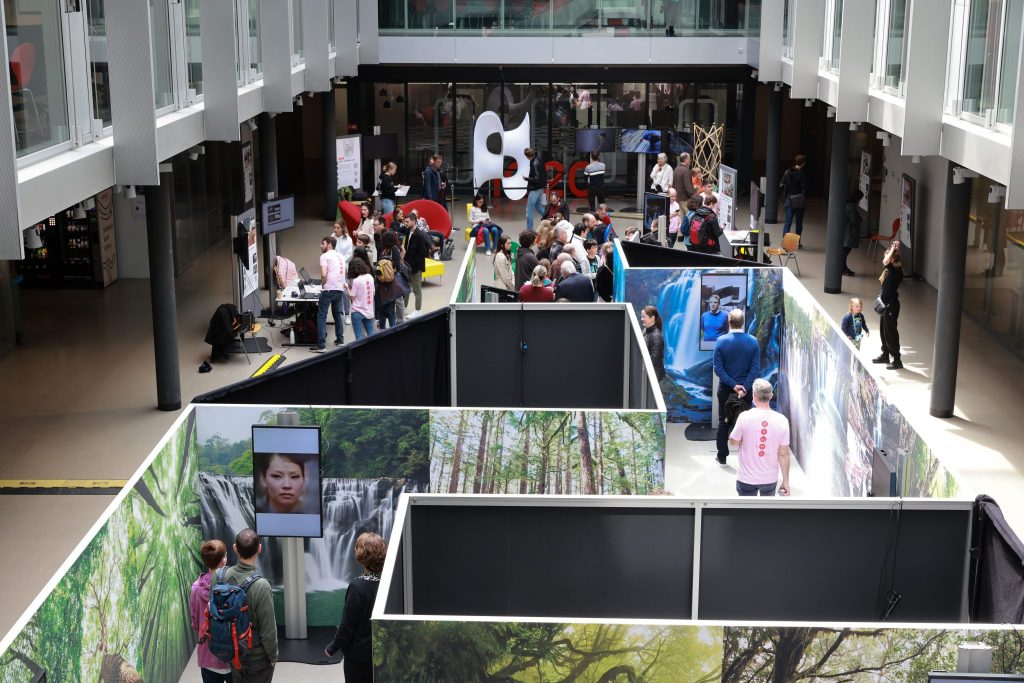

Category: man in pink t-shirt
[729, 378, 791, 496]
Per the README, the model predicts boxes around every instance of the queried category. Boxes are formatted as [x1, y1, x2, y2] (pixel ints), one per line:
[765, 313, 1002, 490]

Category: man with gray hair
[554, 258, 594, 302]
[728, 378, 791, 496]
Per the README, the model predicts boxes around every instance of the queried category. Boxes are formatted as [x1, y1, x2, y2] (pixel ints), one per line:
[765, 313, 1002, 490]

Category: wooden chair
[868, 218, 900, 263]
[234, 312, 265, 365]
[765, 232, 801, 276]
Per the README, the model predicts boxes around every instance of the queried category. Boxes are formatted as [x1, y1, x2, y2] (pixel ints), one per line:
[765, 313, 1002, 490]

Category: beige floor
[3, 192, 1023, 658]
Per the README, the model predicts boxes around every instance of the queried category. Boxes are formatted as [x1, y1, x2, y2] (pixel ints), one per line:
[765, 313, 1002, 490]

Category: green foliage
[198, 433, 250, 474]
[228, 447, 254, 475]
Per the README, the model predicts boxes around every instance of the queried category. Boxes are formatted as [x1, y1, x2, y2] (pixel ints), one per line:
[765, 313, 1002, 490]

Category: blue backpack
[205, 568, 263, 669]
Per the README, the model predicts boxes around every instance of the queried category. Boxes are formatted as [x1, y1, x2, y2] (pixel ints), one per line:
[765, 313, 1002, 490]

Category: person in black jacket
[690, 196, 723, 254]
[325, 532, 386, 683]
[524, 147, 546, 231]
[642, 305, 666, 380]
[873, 240, 905, 370]
[515, 230, 540, 291]
[780, 153, 807, 238]
[595, 242, 615, 302]
[403, 215, 434, 318]
[377, 162, 400, 215]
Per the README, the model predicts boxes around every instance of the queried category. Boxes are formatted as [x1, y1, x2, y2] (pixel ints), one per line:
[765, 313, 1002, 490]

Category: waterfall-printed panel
[621, 267, 783, 424]
[196, 405, 429, 626]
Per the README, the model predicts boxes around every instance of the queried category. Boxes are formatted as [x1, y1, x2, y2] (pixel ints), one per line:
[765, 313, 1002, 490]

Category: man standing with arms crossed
[729, 379, 791, 496]
[713, 309, 760, 464]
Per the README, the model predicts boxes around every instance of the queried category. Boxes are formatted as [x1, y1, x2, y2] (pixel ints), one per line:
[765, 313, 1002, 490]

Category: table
[722, 230, 763, 261]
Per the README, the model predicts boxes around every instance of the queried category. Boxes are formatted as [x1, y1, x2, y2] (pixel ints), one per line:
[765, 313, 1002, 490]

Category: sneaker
[886, 359, 903, 370]
[406, 310, 421, 319]
[485, 250, 492, 256]
[716, 454, 728, 465]
[334, 338, 344, 346]
[344, 315, 351, 325]
[310, 346, 326, 353]
[872, 355, 890, 364]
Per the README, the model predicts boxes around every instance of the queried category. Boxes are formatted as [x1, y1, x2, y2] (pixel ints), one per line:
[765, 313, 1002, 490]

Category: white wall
[113, 193, 151, 279]
[880, 144, 949, 289]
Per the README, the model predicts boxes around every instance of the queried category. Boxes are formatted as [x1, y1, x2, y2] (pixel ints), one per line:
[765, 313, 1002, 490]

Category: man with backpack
[689, 195, 723, 254]
[780, 153, 807, 238]
[209, 529, 278, 682]
[190, 540, 232, 682]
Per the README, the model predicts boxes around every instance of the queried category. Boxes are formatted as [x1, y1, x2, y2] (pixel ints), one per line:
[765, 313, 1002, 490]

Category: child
[841, 298, 870, 349]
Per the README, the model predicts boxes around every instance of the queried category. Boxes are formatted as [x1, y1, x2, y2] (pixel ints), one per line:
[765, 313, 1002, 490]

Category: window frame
[951, 0, 1019, 133]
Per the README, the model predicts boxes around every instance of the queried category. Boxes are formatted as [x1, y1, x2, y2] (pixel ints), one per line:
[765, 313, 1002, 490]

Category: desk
[722, 230, 765, 261]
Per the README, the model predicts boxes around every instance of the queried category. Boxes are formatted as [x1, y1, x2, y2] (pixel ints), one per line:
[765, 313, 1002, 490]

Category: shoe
[344, 315, 351, 325]
[872, 355, 890, 364]
[842, 268, 855, 276]
[406, 310, 421, 319]
[198, 361, 212, 373]
[310, 346, 326, 353]
[485, 250, 492, 256]
[334, 338, 344, 346]
[886, 359, 903, 370]
[716, 454, 728, 465]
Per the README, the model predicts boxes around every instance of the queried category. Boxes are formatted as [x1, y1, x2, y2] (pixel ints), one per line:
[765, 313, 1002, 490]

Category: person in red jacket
[518, 264, 555, 302]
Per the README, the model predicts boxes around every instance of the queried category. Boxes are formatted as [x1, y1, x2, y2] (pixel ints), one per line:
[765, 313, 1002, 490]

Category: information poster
[242, 219, 259, 298]
[336, 134, 362, 190]
[242, 141, 254, 206]
[717, 192, 734, 232]
[899, 174, 915, 249]
[858, 151, 871, 212]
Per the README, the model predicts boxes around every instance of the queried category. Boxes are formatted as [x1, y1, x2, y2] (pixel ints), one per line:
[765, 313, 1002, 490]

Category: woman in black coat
[325, 532, 387, 683]
[641, 305, 666, 380]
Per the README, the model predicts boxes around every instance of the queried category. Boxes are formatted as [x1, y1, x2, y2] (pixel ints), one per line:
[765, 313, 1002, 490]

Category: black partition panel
[193, 308, 450, 405]
[698, 507, 970, 622]
[384, 539, 405, 615]
[455, 308, 625, 408]
[411, 505, 694, 619]
[620, 240, 767, 268]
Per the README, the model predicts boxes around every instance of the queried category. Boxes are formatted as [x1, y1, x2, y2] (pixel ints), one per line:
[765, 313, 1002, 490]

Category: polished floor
[2, 193, 1023, 663]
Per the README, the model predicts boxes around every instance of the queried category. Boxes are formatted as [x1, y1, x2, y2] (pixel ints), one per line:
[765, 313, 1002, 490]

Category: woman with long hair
[378, 162, 399, 215]
[375, 230, 405, 330]
[492, 234, 515, 290]
[535, 219, 555, 260]
[641, 305, 665, 380]
[470, 193, 502, 255]
[595, 242, 615, 302]
[518, 264, 555, 302]
[347, 258, 376, 341]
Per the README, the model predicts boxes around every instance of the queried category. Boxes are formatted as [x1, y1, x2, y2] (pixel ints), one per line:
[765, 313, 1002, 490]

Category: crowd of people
[190, 529, 386, 682]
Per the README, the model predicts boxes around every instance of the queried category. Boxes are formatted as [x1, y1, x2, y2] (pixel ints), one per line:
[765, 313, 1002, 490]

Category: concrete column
[930, 161, 972, 418]
[739, 77, 757, 194]
[258, 112, 279, 290]
[323, 89, 338, 220]
[824, 120, 850, 294]
[144, 166, 181, 412]
[764, 85, 783, 223]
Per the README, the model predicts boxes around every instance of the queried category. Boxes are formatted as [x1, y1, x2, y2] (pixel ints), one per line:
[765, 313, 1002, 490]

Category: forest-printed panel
[372, 621, 1024, 682]
[429, 410, 665, 495]
[0, 411, 200, 683]
[195, 405, 429, 627]
[779, 274, 960, 498]
[621, 268, 783, 424]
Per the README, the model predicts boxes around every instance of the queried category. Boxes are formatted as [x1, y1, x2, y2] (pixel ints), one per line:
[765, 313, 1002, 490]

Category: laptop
[299, 267, 321, 285]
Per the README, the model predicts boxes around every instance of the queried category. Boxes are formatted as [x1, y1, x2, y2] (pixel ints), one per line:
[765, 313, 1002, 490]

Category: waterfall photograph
[195, 405, 429, 626]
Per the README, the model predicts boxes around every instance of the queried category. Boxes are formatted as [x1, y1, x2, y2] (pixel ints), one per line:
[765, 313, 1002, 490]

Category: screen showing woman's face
[263, 455, 305, 513]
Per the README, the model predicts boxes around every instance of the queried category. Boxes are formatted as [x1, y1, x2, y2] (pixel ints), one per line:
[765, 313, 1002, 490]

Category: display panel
[260, 195, 295, 235]
[620, 128, 664, 154]
[665, 129, 694, 156]
[699, 272, 747, 351]
[643, 192, 669, 234]
[336, 134, 362, 189]
[575, 128, 617, 153]
[363, 133, 398, 160]
[252, 425, 322, 538]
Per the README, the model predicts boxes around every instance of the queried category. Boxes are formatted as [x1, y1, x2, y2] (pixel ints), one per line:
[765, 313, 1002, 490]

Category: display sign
[363, 133, 398, 160]
[899, 173, 915, 249]
[698, 272, 747, 351]
[472, 111, 531, 200]
[242, 140, 254, 207]
[717, 164, 737, 233]
[643, 192, 669, 235]
[252, 425, 323, 538]
[261, 195, 295, 235]
[858, 151, 871, 212]
[241, 218, 259, 298]
[575, 128, 617, 153]
[620, 128, 664, 154]
[336, 134, 362, 189]
[750, 180, 761, 225]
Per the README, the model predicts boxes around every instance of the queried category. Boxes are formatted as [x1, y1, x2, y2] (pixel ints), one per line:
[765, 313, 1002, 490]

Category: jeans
[736, 480, 778, 496]
[666, 232, 678, 247]
[352, 311, 376, 340]
[784, 202, 805, 236]
[380, 197, 395, 215]
[378, 299, 398, 329]
[717, 383, 751, 459]
[316, 289, 345, 348]
[395, 296, 406, 322]
[201, 669, 233, 683]
[477, 224, 500, 251]
[526, 189, 545, 230]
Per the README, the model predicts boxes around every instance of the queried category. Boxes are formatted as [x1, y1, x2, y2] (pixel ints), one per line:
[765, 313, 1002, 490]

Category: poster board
[858, 151, 871, 212]
[336, 134, 362, 189]
[241, 216, 259, 298]
[899, 173, 914, 249]
[717, 164, 737, 233]
[643, 192, 670, 234]
[698, 272, 746, 351]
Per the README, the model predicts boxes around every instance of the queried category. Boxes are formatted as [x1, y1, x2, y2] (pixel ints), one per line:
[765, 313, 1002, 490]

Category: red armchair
[401, 199, 453, 239]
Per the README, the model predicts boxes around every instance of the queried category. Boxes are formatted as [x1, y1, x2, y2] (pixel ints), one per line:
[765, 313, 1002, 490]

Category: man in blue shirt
[423, 154, 443, 204]
[700, 295, 729, 342]
[713, 309, 760, 464]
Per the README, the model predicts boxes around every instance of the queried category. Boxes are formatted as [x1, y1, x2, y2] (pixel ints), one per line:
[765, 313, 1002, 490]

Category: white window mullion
[59, 0, 92, 145]
[236, 0, 250, 84]
[168, 0, 190, 108]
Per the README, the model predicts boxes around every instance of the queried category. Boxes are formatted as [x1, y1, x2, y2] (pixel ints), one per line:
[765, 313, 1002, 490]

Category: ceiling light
[125, 185, 137, 199]
[378, 87, 387, 96]
[24, 226, 42, 250]
[83, 197, 95, 210]
[395, 94, 404, 103]
[849, 121, 859, 131]
[72, 203, 86, 219]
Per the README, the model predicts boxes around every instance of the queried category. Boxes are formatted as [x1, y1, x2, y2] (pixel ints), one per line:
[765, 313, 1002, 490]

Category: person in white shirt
[332, 222, 355, 324]
[314, 235, 346, 352]
[650, 153, 673, 193]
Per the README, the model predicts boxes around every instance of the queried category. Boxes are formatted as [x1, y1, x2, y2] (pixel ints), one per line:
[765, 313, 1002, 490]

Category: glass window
[830, 0, 843, 71]
[292, 0, 303, 60]
[248, 0, 261, 75]
[883, 0, 909, 88]
[186, 0, 201, 94]
[150, 0, 174, 109]
[406, 83, 453, 193]
[86, 0, 111, 127]
[996, 0, 1023, 123]
[328, 0, 335, 49]
[782, 0, 792, 50]
[7, 0, 71, 156]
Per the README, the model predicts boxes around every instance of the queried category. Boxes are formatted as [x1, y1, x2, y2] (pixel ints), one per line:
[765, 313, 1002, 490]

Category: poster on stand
[336, 134, 362, 189]
[242, 141, 254, 206]
[899, 174, 915, 248]
[717, 192, 734, 232]
[858, 151, 871, 212]
[718, 164, 737, 200]
[242, 218, 259, 298]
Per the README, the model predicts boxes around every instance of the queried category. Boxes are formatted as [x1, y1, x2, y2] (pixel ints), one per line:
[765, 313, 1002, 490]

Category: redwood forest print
[429, 410, 665, 495]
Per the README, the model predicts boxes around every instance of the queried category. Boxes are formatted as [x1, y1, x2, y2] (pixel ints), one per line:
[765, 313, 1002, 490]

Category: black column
[764, 85, 783, 223]
[824, 120, 850, 294]
[930, 161, 972, 418]
[258, 112, 279, 294]
[738, 77, 756, 194]
[323, 89, 338, 220]
[144, 168, 181, 412]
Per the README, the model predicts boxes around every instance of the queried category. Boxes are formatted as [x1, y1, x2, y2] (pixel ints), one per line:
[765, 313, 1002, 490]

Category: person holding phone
[873, 240, 905, 370]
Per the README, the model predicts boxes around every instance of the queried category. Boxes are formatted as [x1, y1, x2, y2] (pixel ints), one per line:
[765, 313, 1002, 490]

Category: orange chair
[868, 218, 900, 262]
[10, 43, 42, 144]
[765, 232, 801, 276]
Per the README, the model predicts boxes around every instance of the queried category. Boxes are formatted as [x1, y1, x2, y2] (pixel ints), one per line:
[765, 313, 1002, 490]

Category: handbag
[873, 297, 887, 314]
[788, 193, 806, 209]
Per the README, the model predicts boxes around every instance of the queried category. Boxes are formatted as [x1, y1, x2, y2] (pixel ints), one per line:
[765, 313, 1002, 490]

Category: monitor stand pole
[278, 411, 307, 640]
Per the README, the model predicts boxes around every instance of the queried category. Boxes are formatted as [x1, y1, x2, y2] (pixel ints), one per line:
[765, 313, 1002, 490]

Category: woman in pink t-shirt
[347, 259, 376, 340]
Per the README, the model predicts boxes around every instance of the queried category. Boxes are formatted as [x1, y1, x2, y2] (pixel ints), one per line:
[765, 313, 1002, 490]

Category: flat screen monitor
[620, 128, 664, 154]
[665, 130, 693, 156]
[750, 180, 761, 222]
[363, 133, 398, 160]
[643, 192, 669, 235]
[260, 195, 295, 235]
[252, 425, 322, 538]
[615, 109, 647, 128]
[575, 128, 617, 153]
[699, 272, 748, 351]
